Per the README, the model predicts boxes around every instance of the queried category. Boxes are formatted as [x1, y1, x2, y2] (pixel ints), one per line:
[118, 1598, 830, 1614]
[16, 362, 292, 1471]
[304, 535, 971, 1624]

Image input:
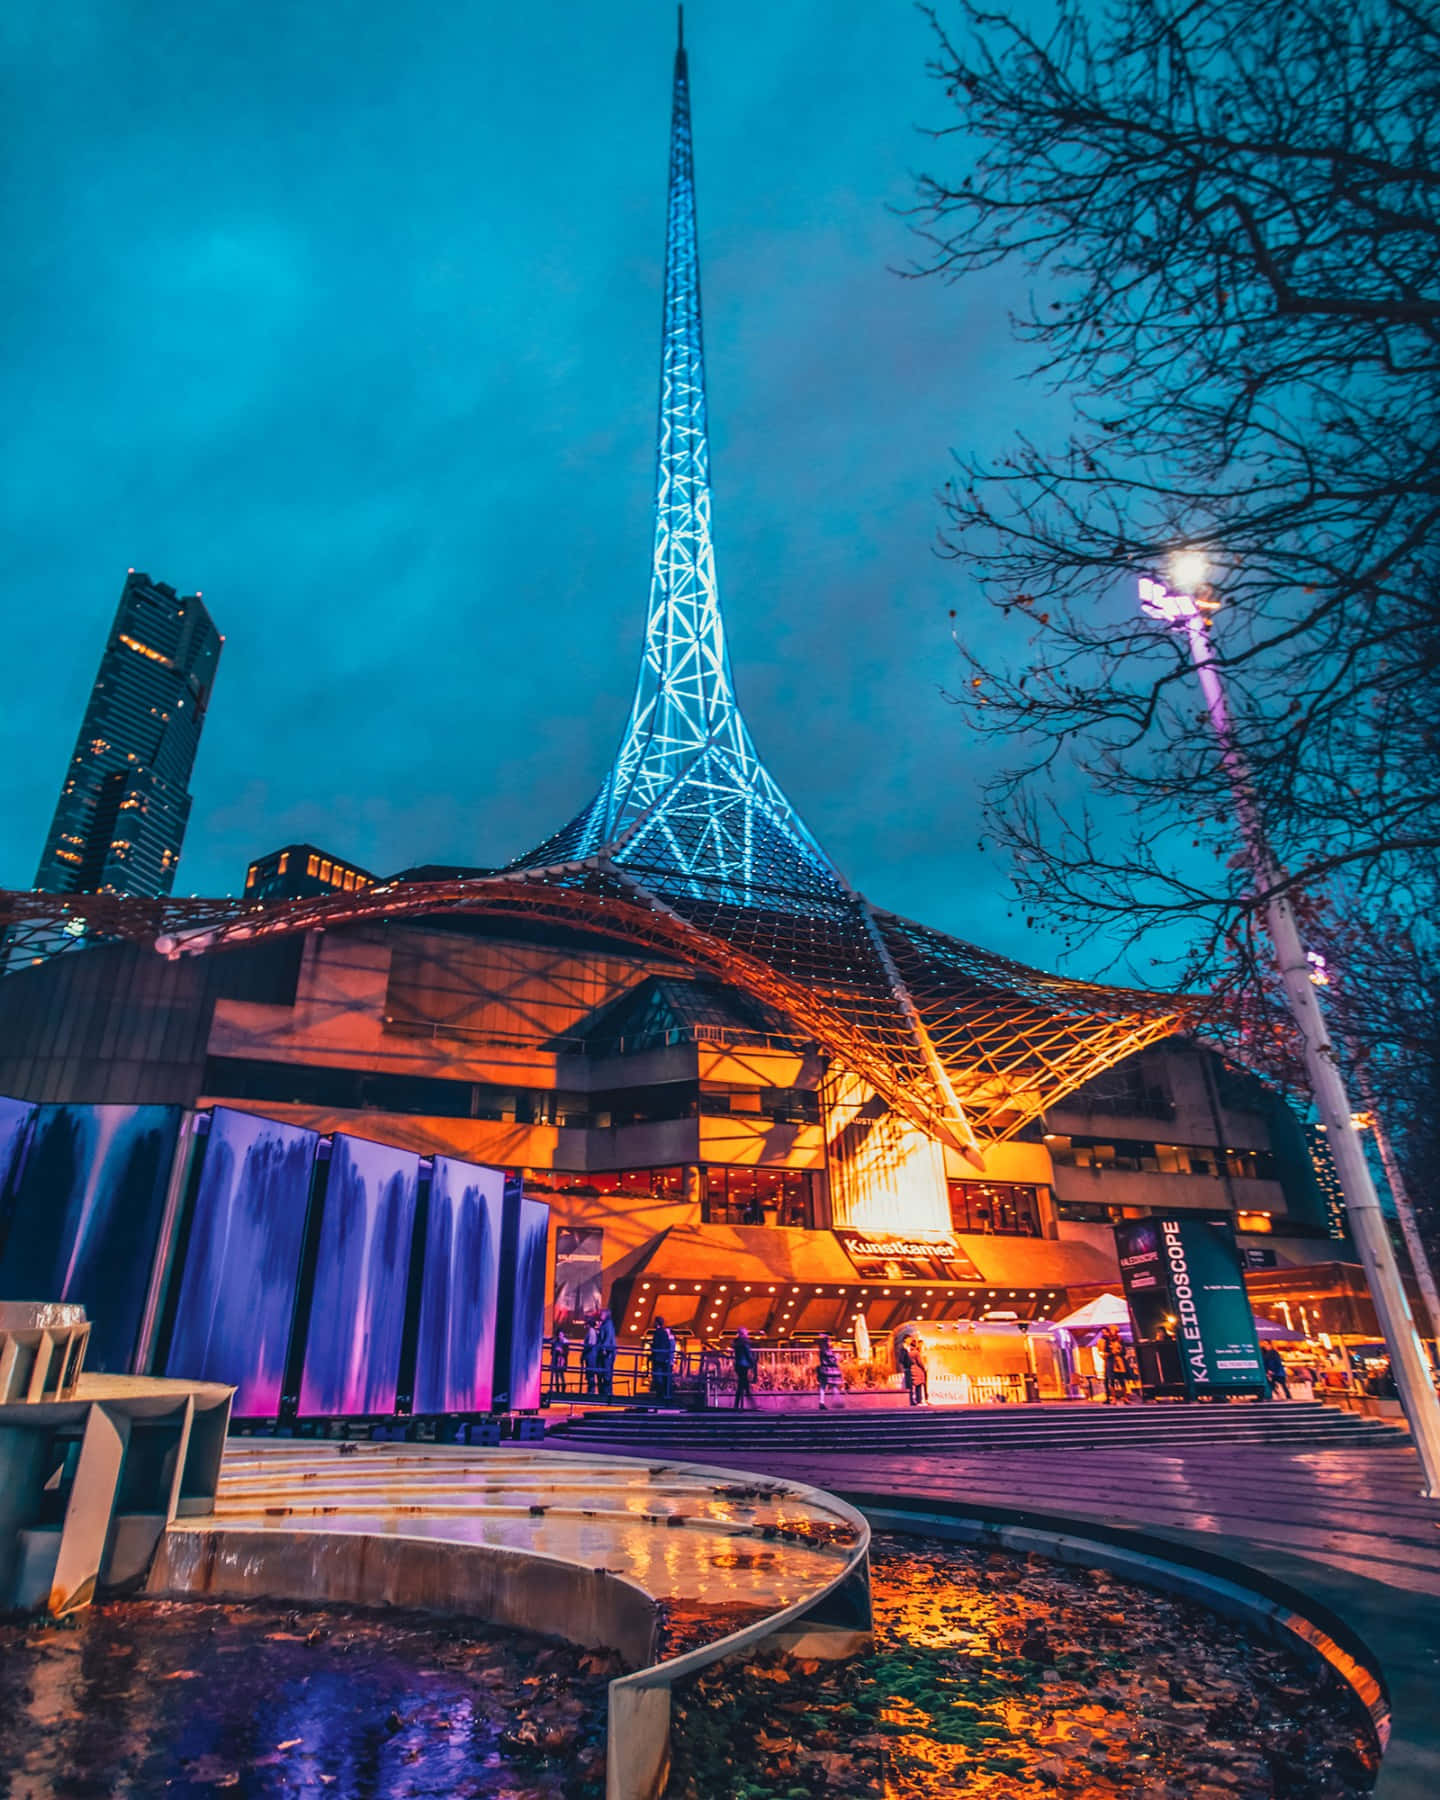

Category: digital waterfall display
[0, 1103, 180, 1371]
[0, 1095, 36, 1213]
[165, 1106, 319, 1416]
[508, 1195, 550, 1412]
[299, 1134, 420, 1417]
[413, 1155, 503, 1415]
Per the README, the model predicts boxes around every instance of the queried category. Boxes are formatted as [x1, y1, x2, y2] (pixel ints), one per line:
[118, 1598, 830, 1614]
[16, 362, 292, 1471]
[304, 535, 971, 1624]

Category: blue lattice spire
[513, 17, 845, 911]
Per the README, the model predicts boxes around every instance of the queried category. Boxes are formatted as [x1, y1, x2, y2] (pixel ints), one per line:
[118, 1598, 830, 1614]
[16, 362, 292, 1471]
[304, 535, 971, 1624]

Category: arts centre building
[0, 38, 1345, 1348]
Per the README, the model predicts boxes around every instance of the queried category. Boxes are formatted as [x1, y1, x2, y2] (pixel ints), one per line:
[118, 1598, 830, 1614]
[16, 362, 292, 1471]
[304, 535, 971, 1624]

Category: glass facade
[35, 572, 221, 898]
[703, 1165, 816, 1228]
[947, 1179, 1043, 1237]
[1047, 1134, 1276, 1179]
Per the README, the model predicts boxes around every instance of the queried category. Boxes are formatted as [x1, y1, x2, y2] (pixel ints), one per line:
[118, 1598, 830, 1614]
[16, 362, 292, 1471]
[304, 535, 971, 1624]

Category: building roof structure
[0, 24, 1183, 1149]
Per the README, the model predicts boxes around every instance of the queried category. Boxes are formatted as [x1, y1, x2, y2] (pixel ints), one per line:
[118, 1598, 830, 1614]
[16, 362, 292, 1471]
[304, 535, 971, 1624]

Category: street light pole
[1360, 1089, 1440, 1351]
[1139, 563, 1440, 1497]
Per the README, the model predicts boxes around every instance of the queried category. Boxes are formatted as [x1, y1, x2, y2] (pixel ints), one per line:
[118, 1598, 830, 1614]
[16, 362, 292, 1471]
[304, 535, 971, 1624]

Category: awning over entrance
[608, 1225, 1120, 1342]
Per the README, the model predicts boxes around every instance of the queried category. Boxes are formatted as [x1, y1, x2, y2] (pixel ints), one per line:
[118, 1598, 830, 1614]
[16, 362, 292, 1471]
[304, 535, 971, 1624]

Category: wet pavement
[0, 1537, 1381, 1800]
[667, 1535, 1381, 1799]
[0, 1600, 612, 1800]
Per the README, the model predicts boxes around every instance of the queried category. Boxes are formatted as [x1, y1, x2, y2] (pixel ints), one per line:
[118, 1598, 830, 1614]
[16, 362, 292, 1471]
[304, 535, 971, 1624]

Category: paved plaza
[547, 1415, 1440, 1795]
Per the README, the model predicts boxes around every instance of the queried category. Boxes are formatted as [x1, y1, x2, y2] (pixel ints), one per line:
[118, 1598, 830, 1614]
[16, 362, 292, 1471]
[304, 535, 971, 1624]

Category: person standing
[549, 1322, 571, 1396]
[1100, 1325, 1128, 1404]
[596, 1308, 617, 1399]
[1263, 1343, 1291, 1400]
[650, 1317, 676, 1404]
[897, 1334, 916, 1405]
[732, 1326, 758, 1410]
[580, 1317, 599, 1398]
[909, 1338, 929, 1407]
[816, 1334, 842, 1410]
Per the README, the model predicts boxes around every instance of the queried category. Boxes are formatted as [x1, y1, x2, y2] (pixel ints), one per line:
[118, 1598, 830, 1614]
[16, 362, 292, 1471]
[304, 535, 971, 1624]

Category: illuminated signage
[836, 1230, 982, 1283]
[1114, 1215, 1265, 1397]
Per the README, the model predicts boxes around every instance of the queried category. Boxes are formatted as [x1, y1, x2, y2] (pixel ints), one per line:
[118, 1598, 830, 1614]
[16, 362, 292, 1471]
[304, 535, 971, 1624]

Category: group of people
[732, 1326, 846, 1409]
[548, 1311, 617, 1398]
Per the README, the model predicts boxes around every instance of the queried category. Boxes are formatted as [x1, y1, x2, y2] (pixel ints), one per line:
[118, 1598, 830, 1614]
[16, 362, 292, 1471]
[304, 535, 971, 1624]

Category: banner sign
[836, 1230, 983, 1283]
[1114, 1215, 1265, 1396]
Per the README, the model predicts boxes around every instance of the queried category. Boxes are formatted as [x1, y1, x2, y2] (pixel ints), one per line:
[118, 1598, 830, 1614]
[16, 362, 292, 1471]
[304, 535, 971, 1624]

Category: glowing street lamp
[1140, 558, 1440, 1496]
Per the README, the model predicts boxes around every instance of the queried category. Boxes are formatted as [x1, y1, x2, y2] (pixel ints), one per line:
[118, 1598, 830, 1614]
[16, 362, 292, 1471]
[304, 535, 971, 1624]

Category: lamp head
[1168, 548, 1209, 593]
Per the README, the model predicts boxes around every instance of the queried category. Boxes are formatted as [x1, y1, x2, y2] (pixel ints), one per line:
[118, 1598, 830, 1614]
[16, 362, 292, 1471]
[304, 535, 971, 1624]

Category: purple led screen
[166, 1107, 319, 1416]
[508, 1197, 550, 1412]
[0, 1103, 180, 1371]
[299, 1134, 420, 1417]
[0, 1095, 36, 1210]
[413, 1156, 503, 1415]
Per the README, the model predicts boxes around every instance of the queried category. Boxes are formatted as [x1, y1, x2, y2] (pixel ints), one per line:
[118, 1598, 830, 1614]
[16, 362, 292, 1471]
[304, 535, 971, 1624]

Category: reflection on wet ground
[666, 1536, 1381, 1799]
[0, 1536, 1381, 1800]
[0, 1600, 612, 1800]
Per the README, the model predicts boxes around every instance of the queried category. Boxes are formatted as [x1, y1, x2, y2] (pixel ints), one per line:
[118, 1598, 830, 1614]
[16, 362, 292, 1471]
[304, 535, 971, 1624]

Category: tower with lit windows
[34, 571, 221, 898]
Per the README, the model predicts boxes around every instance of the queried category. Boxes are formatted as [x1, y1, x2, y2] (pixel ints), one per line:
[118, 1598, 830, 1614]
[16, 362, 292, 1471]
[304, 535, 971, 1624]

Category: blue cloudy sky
[0, 1, 1084, 970]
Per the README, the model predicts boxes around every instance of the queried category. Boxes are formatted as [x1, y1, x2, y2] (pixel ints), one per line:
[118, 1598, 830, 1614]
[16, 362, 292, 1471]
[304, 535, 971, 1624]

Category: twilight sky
[0, 1, 1085, 972]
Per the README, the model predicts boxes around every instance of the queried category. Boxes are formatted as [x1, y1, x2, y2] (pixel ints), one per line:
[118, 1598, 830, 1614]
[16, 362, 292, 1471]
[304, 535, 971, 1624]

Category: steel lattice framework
[0, 22, 1186, 1151]
[512, 30, 840, 913]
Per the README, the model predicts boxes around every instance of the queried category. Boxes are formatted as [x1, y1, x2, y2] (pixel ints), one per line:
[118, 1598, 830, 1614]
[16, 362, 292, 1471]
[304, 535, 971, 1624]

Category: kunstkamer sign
[1114, 1216, 1265, 1397]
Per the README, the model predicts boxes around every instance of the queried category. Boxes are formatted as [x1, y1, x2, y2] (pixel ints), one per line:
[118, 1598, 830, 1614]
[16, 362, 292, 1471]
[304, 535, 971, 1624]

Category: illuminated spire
[512, 25, 843, 910]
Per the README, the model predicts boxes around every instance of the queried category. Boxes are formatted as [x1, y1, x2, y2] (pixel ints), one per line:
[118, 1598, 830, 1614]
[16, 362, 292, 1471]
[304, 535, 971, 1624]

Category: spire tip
[677, 5, 684, 51]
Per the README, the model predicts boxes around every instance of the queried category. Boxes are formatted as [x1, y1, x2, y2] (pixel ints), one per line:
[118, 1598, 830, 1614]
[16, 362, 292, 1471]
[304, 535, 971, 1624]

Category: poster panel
[166, 1106, 319, 1415]
[1115, 1215, 1265, 1394]
[299, 1133, 420, 1417]
[1161, 1215, 1265, 1391]
[0, 1103, 180, 1371]
[553, 1226, 603, 1325]
[1114, 1218, 1171, 1340]
[413, 1155, 504, 1414]
[507, 1195, 550, 1412]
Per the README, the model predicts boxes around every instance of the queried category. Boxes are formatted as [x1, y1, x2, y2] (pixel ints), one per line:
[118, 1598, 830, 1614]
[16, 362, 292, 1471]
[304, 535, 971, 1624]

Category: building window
[581, 1167, 687, 1201]
[947, 1180, 1042, 1237]
[278, 851, 290, 875]
[306, 853, 319, 877]
[702, 1166, 814, 1228]
[1055, 1199, 1146, 1224]
[319, 859, 332, 883]
[1047, 1134, 1276, 1180]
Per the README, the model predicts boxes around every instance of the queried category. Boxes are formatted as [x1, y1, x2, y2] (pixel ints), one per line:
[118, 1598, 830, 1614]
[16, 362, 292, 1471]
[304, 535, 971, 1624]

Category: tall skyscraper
[35, 571, 221, 898]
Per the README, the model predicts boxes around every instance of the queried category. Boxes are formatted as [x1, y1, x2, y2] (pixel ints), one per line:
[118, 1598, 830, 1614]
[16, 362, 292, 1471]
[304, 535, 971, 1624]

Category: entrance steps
[547, 1398, 1407, 1455]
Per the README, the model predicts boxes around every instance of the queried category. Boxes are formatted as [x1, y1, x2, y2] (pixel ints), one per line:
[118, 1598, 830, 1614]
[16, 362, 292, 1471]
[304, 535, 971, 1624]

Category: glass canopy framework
[0, 24, 1184, 1152]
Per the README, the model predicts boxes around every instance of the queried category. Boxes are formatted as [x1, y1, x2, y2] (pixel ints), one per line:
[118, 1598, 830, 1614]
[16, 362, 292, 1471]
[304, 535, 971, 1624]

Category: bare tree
[914, 0, 1440, 1214]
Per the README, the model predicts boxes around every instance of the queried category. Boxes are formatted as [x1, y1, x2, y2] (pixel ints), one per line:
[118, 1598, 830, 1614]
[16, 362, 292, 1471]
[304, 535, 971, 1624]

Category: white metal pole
[1361, 1088, 1440, 1354]
[1140, 574, 1440, 1496]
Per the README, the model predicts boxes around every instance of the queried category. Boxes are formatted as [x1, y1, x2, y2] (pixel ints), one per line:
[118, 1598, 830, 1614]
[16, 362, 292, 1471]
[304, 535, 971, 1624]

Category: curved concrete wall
[145, 1526, 658, 1672]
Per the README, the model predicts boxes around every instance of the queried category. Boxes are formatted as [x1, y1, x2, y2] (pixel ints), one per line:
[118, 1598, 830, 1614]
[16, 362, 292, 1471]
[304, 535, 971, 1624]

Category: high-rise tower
[35, 572, 221, 898]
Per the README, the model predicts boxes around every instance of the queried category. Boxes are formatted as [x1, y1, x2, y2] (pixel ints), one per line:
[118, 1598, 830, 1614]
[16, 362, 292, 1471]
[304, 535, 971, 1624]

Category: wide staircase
[547, 1398, 1408, 1456]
